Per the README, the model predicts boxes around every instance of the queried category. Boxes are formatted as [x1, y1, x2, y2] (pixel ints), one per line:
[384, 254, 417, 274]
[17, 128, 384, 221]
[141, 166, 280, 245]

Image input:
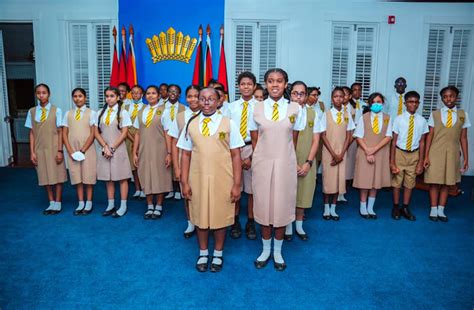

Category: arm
[171, 137, 180, 180]
[460, 128, 469, 172]
[80, 126, 96, 153]
[390, 133, 400, 174]
[416, 133, 426, 175]
[29, 129, 37, 165]
[94, 126, 113, 159]
[132, 130, 140, 168]
[230, 148, 243, 203]
[372, 136, 392, 154]
[164, 132, 172, 168]
[321, 132, 337, 159]
[250, 130, 258, 151]
[110, 127, 128, 150]
[180, 150, 192, 200]
[298, 133, 320, 177]
[127, 129, 135, 143]
[62, 127, 74, 159]
[423, 127, 435, 169]
[56, 127, 64, 164]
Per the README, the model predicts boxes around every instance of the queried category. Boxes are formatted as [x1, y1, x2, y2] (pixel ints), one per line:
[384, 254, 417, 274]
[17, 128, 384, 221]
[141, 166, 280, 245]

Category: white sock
[139, 191, 146, 198]
[295, 220, 305, 235]
[106, 199, 115, 211]
[212, 250, 223, 265]
[197, 249, 209, 264]
[430, 206, 438, 217]
[145, 205, 154, 215]
[285, 223, 293, 235]
[257, 238, 271, 262]
[75, 201, 85, 212]
[54, 201, 62, 211]
[185, 220, 195, 233]
[153, 205, 162, 215]
[84, 201, 92, 211]
[273, 238, 284, 264]
[115, 200, 127, 216]
[330, 204, 338, 217]
[323, 204, 330, 216]
[338, 193, 347, 201]
[360, 201, 368, 215]
[45, 201, 55, 211]
[438, 205, 446, 217]
[133, 191, 140, 197]
[367, 197, 376, 215]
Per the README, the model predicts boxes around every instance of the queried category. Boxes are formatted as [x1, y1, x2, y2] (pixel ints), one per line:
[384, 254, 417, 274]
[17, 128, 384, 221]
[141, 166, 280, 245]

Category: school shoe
[401, 207, 416, 221]
[284, 233, 292, 241]
[273, 260, 287, 272]
[112, 209, 127, 218]
[360, 212, 371, 220]
[368, 213, 377, 220]
[337, 194, 348, 204]
[132, 191, 141, 200]
[174, 192, 182, 200]
[322, 214, 331, 220]
[391, 207, 401, 220]
[230, 220, 242, 239]
[196, 255, 209, 272]
[245, 220, 257, 240]
[144, 209, 154, 220]
[184, 229, 195, 239]
[210, 257, 224, 273]
[296, 231, 309, 241]
[254, 256, 271, 269]
[139, 191, 146, 200]
[429, 215, 438, 222]
[81, 207, 93, 215]
[165, 192, 174, 199]
[438, 215, 448, 222]
[151, 210, 162, 219]
[102, 208, 115, 216]
[331, 215, 340, 221]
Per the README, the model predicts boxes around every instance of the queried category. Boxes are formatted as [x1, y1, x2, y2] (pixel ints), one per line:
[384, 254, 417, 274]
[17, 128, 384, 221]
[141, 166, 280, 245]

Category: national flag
[110, 26, 120, 87]
[217, 25, 229, 93]
[192, 25, 204, 87]
[118, 25, 127, 84]
[126, 25, 137, 87]
[204, 24, 213, 87]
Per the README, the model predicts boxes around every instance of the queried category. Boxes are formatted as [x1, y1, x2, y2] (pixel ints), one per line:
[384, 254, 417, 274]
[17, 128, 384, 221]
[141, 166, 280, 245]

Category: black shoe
[49, 209, 61, 215]
[151, 210, 162, 219]
[73, 209, 84, 216]
[210, 257, 224, 272]
[391, 207, 401, 220]
[102, 208, 115, 216]
[401, 207, 416, 221]
[322, 214, 331, 220]
[274, 260, 287, 271]
[331, 215, 340, 221]
[43, 209, 54, 215]
[184, 229, 195, 239]
[429, 215, 438, 222]
[284, 233, 292, 241]
[368, 213, 377, 220]
[254, 256, 271, 269]
[196, 255, 208, 272]
[112, 209, 127, 218]
[81, 207, 93, 215]
[144, 210, 154, 220]
[245, 220, 257, 240]
[230, 220, 242, 239]
[360, 212, 370, 219]
[296, 231, 309, 241]
[438, 215, 448, 222]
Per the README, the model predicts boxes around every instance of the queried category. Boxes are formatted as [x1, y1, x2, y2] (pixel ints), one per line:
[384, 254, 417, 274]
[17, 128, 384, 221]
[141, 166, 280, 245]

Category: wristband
[305, 159, 313, 167]
[80, 150, 85, 154]
[57, 150, 64, 153]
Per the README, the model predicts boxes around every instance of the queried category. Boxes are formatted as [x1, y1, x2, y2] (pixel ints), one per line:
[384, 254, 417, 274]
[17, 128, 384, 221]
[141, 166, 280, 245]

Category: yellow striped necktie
[240, 101, 248, 139]
[336, 111, 342, 125]
[397, 94, 403, 116]
[75, 109, 81, 121]
[372, 114, 379, 134]
[131, 104, 139, 120]
[40, 107, 47, 122]
[406, 115, 415, 151]
[170, 105, 176, 121]
[202, 117, 211, 136]
[446, 109, 453, 128]
[105, 108, 112, 126]
[356, 100, 360, 110]
[271, 103, 279, 121]
[145, 107, 155, 128]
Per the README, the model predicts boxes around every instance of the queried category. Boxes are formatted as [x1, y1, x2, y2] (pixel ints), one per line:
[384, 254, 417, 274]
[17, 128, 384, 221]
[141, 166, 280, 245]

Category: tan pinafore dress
[345, 104, 357, 180]
[137, 106, 173, 195]
[66, 108, 97, 185]
[124, 103, 143, 171]
[353, 113, 391, 189]
[296, 106, 317, 209]
[424, 109, 465, 186]
[30, 106, 67, 186]
[169, 103, 186, 181]
[252, 101, 300, 227]
[97, 110, 132, 181]
[322, 110, 348, 194]
[188, 116, 235, 229]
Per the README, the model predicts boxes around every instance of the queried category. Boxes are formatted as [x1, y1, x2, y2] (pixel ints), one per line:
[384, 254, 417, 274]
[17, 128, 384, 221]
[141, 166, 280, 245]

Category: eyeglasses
[199, 97, 217, 104]
[291, 91, 306, 97]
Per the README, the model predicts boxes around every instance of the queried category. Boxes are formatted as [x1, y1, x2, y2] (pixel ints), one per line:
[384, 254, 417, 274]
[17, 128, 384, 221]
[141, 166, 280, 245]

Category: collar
[264, 97, 287, 106]
[132, 99, 143, 105]
[106, 104, 119, 111]
[239, 97, 254, 105]
[442, 106, 457, 113]
[76, 105, 87, 112]
[38, 102, 51, 110]
[403, 110, 416, 118]
[200, 111, 219, 122]
[148, 103, 159, 109]
[331, 107, 343, 114]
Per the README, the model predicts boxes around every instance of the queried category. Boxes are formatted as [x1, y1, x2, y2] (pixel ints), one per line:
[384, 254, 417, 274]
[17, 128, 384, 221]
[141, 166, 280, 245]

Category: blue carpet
[0, 167, 473, 309]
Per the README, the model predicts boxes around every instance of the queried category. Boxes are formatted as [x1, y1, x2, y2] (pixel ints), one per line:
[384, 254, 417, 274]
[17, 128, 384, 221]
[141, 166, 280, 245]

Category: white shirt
[168, 107, 198, 139]
[353, 112, 393, 138]
[176, 112, 245, 151]
[384, 92, 407, 120]
[62, 106, 97, 127]
[226, 97, 256, 142]
[427, 106, 471, 129]
[308, 106, 324, 134]
[312, 101, 325, 115]
[132, 104, 168, 129]
[392, 111, 429, 150]
[123, 100, 144, 117]
[162, 101, 182, 131]
[96, 104, 132, 127]
[319, 107, 356, 132]
[25, 103, 63, 128]
[248, 97, 306, 131]
[342, 103, 363, 125]
[158, 97, 169, 106]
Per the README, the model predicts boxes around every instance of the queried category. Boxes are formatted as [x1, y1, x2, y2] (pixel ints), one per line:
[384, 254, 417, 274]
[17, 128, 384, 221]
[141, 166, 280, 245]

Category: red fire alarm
[388, 15, 396, 24]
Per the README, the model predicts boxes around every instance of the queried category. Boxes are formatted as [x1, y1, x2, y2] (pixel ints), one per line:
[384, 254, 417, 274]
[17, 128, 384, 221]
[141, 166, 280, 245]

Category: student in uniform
[308, 87, 325, 114]
[390, 91, 428, 221]
[424, 86, 470, 222]
[227, 71, 257, 240]
[284, 81, 321, 241]
[94, 87, 133, 218]
[385, 77, 408, 120]
[26, 83, 67, 214]
[353, 92, 392, 219]
[253, 83, 265, 102]
[213, 85, 230, 115]
[178, 87, 244, 272]
[320, 87, 355, 221]
[118, 82, 131, 101]
[133, 85, 173, 219]
[249, 68, 306, 271]
[351, 82, 367, 113]
[123, 85, 145, 200]
[169, 85, 201, 236]
[62, 88, 97, 215]
[158, 83, 169, 106]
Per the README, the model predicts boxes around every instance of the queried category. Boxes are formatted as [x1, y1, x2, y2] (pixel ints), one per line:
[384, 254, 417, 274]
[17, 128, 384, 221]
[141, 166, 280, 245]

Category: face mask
[371, 103, 383, 113]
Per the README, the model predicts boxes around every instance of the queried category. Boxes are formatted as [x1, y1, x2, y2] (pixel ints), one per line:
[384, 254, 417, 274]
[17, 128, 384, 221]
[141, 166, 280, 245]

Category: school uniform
[96, 104, 133, 181]
[168, 107, 198, 140]
[248, 98, 306, 227]
[158, 97, 168, 107]
[123, 99, 144, 171]
[385, 92, 406, 120]
[62, 106, 97, 185]
[296, 106, 323, 209]
[353, 112, 392, 189]
[163, 101, 186, 181]
[227, 97, 256, 194]
[133, 104, 173, 195]
[320, 107, 356, 194]
[25, 103, 67, 186]
[313, 101, 325, 163]
[177, 112, 244, 229]
[424, 107, 471, 185]
[343, 103, 358, 180]
[391, 111, 429, 189]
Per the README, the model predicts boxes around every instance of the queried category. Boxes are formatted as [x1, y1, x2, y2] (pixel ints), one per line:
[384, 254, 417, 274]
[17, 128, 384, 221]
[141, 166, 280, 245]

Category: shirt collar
[107, 104, 119, 111]
[265, 97, 287, 106]
[442, 105, 457, 112]
[331, 107, 342, 114]
[200, 111, 219, 123]
[76, 105, 87, 112]
[38, 102, 51, 110]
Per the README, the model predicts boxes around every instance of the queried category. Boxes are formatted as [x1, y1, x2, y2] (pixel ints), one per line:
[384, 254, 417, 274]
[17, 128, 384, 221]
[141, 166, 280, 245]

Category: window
[69, 22, 112, 109]
[331, 23, 377, 101]
[422, 25, 472, 118]
[233, 22, 279, 101]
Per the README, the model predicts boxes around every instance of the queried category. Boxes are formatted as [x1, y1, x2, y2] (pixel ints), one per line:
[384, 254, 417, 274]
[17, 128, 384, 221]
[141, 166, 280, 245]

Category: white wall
[225, 0, 474, 175]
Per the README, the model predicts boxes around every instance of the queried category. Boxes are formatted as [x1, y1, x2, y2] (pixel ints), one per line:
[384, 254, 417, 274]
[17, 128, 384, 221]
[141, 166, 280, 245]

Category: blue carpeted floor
[0, 167, 473, 309]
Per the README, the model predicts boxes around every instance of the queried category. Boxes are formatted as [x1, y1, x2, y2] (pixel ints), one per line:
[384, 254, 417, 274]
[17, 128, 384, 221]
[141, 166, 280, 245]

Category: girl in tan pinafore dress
[353, 93, 392, 220]
[94, 87, 132, 218]
[133, 85, 173, 220]
[424, 86, 470, 222]
[320, 87, 356, 221]
[26, 84, 67, 215]
[178, 87, 243, 273]
[62, 88, 97, 216]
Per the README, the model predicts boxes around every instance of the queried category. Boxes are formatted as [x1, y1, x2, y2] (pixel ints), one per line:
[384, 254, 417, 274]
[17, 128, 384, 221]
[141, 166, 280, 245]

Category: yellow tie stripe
[131, 104, 139, 120]
[336, 111, 342, 125]
[75, 109, 81, 121]
[40, 107, 47, 122]
[356, 100, 360, 110]
[202, 117, 211, 136]
[397, 94, 403, 116]
[145, 107, 155, 128]
[105, 108, 112, 126]
[372, 114, 379, 134]
[406, 115, 415, 151]
[240, 101, 248, 139]
[170, 105, 176, 121]
[446, 109, 453, 128]
[271, 103, 279, 121]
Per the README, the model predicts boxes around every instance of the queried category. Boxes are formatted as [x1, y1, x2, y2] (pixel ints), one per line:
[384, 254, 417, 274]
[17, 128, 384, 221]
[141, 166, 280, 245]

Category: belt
[244, 141, 252, 146]
[396, 146, 419, 153]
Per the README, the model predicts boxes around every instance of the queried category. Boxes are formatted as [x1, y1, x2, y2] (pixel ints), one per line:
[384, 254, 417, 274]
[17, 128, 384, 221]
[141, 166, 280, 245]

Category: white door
[0, 30, 13, 166]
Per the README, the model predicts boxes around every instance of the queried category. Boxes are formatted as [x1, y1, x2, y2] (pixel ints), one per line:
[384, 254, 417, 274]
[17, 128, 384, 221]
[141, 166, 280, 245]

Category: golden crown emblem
[146, 27, 198, 64]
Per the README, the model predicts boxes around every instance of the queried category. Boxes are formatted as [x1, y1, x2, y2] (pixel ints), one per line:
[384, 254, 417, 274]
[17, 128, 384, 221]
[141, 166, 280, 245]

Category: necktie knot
[273, 102, 278, 109]
[203, 117, 211, 124]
